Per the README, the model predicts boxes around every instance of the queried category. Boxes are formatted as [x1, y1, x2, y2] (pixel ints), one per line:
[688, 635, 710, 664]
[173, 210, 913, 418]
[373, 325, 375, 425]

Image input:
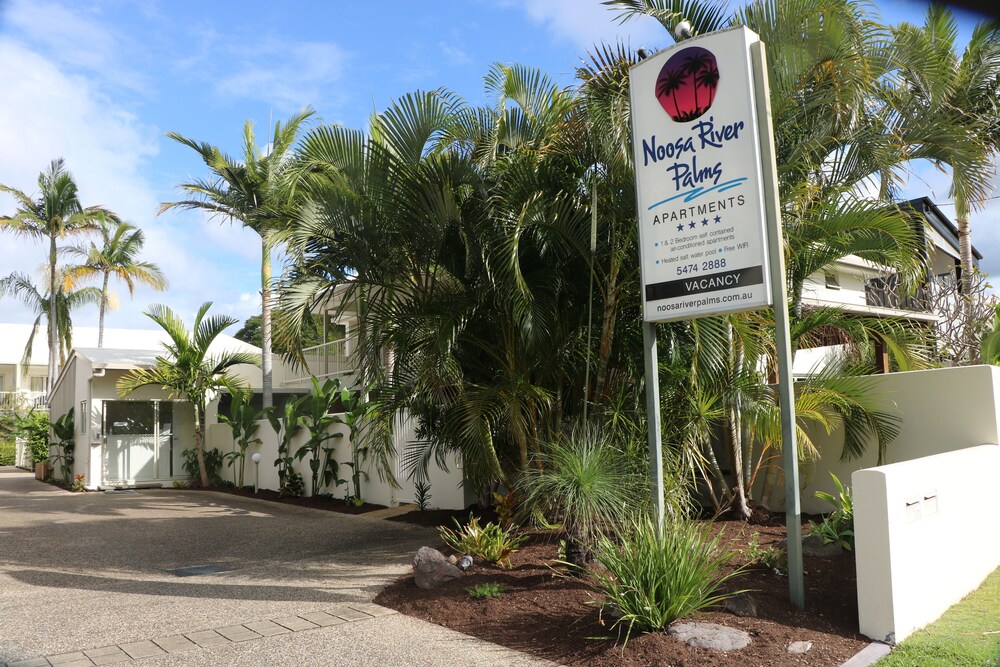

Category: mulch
[374, 518, 870, 667]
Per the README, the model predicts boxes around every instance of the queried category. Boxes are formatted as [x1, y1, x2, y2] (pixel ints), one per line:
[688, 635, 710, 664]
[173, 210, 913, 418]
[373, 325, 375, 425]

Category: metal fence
[0, 391, 47, 414]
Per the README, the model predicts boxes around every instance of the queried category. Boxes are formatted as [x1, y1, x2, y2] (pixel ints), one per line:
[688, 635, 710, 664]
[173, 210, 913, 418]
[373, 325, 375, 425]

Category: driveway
[0, 468, 551, 666]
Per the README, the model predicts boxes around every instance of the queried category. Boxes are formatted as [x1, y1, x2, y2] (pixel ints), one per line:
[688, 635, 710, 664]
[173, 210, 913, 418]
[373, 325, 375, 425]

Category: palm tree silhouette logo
[655, 47, 719, 122]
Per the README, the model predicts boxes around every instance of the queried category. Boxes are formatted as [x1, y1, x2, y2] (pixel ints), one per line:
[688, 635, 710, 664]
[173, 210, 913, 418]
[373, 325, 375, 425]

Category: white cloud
[512, 0, 667, 52]
[176, 30, 348, 113]
[3, 0, 149, 93]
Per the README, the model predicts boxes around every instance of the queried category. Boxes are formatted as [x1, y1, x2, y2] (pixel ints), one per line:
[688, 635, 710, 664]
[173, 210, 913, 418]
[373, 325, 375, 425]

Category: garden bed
[374, 519, 869, 666]
[196, 484, 389, 515]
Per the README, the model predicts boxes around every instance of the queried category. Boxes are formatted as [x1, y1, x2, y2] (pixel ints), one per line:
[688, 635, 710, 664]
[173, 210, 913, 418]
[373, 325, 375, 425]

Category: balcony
[0, 391, 48, 413]
[283, 340, 355, 386]
[865, 275, 931, 313]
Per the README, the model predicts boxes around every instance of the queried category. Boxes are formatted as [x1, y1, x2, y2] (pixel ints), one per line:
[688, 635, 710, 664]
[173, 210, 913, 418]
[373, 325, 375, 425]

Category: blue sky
[0, 0, 995, 331]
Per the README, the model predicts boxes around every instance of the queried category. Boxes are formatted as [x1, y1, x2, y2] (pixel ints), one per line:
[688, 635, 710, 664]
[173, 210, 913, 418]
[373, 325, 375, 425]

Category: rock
[723, 592, 758, 617]
[668, 622, 751, 651]
[802, 533, 844, 557]
[413, 546, 464, 589]
[457, 555, 473, 571]
[787, 640, 813, 654]
[447, 554, 458, 565]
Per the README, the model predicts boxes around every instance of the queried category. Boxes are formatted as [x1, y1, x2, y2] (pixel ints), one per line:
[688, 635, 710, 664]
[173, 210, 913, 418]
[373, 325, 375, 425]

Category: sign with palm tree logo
[630, 26, 772, 323]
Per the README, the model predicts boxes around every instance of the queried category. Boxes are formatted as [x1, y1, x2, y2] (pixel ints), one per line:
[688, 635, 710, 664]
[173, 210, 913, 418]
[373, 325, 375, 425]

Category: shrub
[16, 411, 51, 464]
[809, 472, 854, 551]
[438, 515, 528, 569]
[181, 447, 224, 486]
[0, 438, 15, 466]
[280, 471, 305, 498]
[467, 583, 505, 599]
[592, 516, 747, 643]
[517, 425, 643, 564]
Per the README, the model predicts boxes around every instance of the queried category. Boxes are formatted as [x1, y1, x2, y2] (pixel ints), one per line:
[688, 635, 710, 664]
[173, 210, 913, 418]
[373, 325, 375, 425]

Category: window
[0, 374, 5, 392]
[824, 271, 840, 290]
[30, 376, 45, 392]
[80, 400, 87, 434]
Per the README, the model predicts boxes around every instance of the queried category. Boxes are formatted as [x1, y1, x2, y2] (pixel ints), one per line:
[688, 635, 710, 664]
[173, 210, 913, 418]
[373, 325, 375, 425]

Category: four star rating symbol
[674, 214, 725, 237]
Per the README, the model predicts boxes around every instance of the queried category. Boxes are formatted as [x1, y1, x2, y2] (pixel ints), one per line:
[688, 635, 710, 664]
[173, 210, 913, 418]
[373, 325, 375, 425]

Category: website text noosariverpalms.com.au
[656, 289, 756, 312]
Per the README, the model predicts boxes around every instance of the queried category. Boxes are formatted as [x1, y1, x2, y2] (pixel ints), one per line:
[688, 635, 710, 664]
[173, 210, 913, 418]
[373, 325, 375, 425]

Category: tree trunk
[194, 402, 209, 488]
[98, 272, 109, 348]
[956, 202, 978, 363]
[260, 232, 274, 409]
[47, 235, 58, 394]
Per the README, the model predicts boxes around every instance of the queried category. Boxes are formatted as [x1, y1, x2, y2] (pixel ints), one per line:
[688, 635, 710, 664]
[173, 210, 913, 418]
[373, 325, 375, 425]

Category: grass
[467, 583, 505, 599]
[876, 566, 1000, 667]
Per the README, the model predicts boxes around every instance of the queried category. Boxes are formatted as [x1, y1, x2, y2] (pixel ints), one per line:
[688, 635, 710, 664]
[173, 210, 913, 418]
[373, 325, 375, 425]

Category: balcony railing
[285, 340, 354, 385]
[865, 275, 930, 313]
[0, 391, 48, 413]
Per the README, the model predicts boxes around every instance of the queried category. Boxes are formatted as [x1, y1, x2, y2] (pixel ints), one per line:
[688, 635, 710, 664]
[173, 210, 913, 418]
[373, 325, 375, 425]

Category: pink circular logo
[655, 46, 719, 122]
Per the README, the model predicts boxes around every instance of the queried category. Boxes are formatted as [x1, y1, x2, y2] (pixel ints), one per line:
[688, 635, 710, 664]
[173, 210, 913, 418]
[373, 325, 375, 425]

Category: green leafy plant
[335, 384, 381, 506]
[48, 408, 75, 484]
[414, 481, 432, 511]
[745, 532, 787, 575]
[219, 389, 263, 488]
[809, 472, 855, 551]
[438, 516, 528, 569]
[15, 410, 51, 464]
[467, 583, 505, 599]
[517, 425, 643, 565]
[280, 471, 305, 498]
[295, 377, 346, 496]
[181, 447, 224, 486]
[265, 398, 305, 492]
[69, 473, 86, 492]
[172, 479, 188, 489]
[592, 517, 747, 644]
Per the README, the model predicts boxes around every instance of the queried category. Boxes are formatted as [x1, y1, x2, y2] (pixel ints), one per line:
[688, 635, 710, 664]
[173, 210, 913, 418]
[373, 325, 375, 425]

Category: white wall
[853, 444, 1000, 643]
[761, 365, 1000, 514]
[207, 414, 468, 509]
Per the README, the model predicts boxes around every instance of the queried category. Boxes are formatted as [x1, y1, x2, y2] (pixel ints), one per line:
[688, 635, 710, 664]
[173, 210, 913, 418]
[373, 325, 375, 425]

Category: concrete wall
[762, 365, 1000, 514]
[206, 414, 467, 509]
[853, 444, 1000, 643]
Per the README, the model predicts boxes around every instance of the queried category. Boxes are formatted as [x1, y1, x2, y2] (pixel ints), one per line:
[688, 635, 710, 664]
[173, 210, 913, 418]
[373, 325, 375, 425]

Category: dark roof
[901, 197, 983, 264]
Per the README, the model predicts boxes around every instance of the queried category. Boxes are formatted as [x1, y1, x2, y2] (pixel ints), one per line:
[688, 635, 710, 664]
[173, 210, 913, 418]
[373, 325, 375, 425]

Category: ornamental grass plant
[593, 516, 747, 643]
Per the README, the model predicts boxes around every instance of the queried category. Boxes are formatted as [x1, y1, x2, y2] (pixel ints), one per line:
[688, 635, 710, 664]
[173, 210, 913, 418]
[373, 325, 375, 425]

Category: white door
[103, 401, 175, 484]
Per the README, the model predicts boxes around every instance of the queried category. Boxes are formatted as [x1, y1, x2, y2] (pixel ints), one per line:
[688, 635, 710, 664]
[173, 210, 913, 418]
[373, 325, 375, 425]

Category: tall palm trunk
[47, 236, 58, 393]
[193, 401, 209, 488]
[956, 201, 978, 362]
[260, 232, 273, 409]
[98, 272, 109, 348]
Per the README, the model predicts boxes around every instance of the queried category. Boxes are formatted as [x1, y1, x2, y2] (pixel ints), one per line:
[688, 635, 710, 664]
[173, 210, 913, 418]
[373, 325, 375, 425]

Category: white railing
[286, 340, 354, 385]
[0, 391, 47, 413]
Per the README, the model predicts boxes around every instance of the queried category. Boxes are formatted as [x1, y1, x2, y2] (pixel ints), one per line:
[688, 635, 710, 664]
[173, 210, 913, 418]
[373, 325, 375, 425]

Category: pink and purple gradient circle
[654, 46, 720, 123]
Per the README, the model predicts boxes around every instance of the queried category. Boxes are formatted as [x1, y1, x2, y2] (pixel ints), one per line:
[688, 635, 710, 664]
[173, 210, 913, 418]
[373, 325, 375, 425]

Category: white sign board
[630, 26, 772, 323]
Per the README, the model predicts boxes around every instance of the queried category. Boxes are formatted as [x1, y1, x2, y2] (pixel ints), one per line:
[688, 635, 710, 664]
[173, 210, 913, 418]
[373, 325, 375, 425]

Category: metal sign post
[629, 26, 804, 608]
[751, 39, 804, 609]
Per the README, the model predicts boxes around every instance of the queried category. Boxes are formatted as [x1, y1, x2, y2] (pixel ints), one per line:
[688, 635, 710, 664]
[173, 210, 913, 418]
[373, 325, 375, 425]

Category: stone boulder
[668, 622, 751, 651]
[413, 546, 464, 590]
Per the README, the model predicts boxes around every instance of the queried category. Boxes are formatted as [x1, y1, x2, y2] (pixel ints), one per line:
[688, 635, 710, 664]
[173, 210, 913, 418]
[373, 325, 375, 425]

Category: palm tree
[893, 5, 1000, 361]
[161, 108, 313, 409]
[681, 50, 711, 115]
[64, 219, 168, 347]
[0, 269, 101, 368]
[117, 302, 260, 487]
[0, 159, 117, 390]
[656, 67, 686, 119]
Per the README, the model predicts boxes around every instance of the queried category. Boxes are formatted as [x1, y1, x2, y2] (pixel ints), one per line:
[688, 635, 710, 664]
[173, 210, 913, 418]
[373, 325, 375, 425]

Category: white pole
[751, 40, 804, 609]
